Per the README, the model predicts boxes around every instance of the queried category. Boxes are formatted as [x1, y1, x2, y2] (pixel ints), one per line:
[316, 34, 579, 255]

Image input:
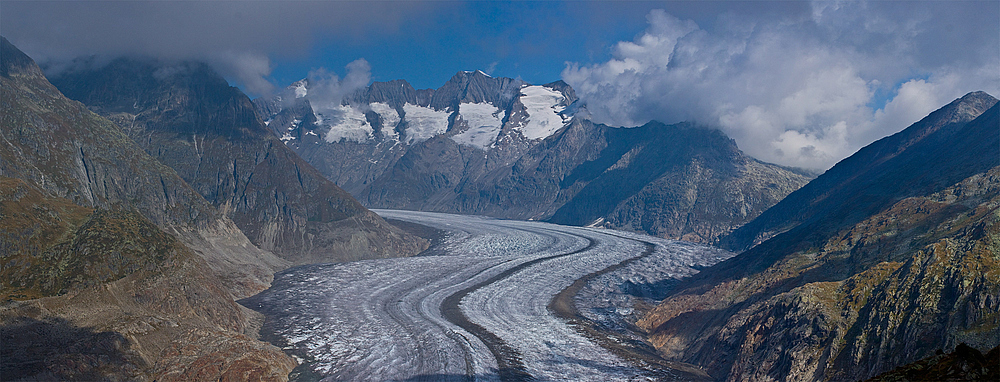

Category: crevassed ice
[370, 102, 400, 141]
[452, 102, 505, 149]
[402, 104, 450, 144]
[518, 85, 568, 140]
[319, 105, 373, 143]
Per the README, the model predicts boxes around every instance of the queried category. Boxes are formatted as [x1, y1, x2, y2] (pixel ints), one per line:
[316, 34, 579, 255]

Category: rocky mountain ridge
[639, 92, 1000, 381]
[719, 91, 1000, 252]
[1, 38, 285, 298]
[256, 72, 812, 243]
[51, 57, 427, 265]
[1, 37, 295, 380]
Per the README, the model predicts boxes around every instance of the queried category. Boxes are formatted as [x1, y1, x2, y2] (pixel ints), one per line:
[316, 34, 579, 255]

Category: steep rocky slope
[639, 93, 1000, 381]
[257, 72, 811, 243]
[1, 178, 294, 380]
[537, 121, 810, 242]
[1, 37, 295, 380]
[1, 37, 284, 297]
[719, 91, 999, 251]
[51, 58, 426, 264]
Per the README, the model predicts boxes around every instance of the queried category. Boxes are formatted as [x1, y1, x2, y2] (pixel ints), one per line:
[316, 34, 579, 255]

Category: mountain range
[255, 71, 812, 243]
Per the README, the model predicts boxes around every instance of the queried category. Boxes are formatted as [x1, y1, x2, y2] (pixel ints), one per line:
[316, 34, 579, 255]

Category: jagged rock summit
[256, 72, 812, 243]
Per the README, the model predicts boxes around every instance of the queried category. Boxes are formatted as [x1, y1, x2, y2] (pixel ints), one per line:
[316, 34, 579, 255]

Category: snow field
[369, 102, 400, 140]
[516, 85, 569, 140]
[317, 104, 373, 143]
[402, 104, 450, 144]
[452, 102, 506, 149]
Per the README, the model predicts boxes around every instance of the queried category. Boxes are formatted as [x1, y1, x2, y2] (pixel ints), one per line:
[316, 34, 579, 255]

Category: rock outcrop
[639, 92, 1000, 381]
[866, 343, 999, 382]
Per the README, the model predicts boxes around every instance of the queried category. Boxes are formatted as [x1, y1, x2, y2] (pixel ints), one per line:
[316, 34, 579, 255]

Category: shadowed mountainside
[0, 37, 285, 297]
[719, 91, 999, 252]
[865, 343, 999, 382]
[639, 92, 1000, 382]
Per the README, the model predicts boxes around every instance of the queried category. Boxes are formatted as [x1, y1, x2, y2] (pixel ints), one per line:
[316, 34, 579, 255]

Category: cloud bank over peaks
[563, 2, 999, 170]
[300, 59, 372, 110]
[206, 51, 276, 97]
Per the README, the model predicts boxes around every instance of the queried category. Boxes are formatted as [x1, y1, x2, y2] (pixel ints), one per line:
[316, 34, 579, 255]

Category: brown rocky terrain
[0, 37, 286, 297]
[1, 178, 295, 380]
[866, 343, 999, 382]
[639, 93, 1000, 381]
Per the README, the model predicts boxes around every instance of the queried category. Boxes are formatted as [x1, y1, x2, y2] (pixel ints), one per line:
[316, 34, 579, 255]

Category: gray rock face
[544, 121, 811, 243]
[51, 58, 427, 265]
[257, 74, 810, 243]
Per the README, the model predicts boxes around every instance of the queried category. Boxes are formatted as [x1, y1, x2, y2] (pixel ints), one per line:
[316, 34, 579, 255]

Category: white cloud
[207, 51, 275, 96]
[303, 59, 372, 110]
[563, 2, 999, 170]
[1, 1, 426, 97]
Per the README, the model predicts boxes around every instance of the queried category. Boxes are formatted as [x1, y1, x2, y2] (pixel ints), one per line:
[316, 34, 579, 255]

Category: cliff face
[51, 58, 426, 264]
[639, 94, 1000, 381]
[1, 37, 295, 381]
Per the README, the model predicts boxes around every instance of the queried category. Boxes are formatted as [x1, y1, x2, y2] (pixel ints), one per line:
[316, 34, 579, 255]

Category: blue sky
[264, 1, 814, 89]
[2, 1, 997, 169]
[1, 1, 812, 91]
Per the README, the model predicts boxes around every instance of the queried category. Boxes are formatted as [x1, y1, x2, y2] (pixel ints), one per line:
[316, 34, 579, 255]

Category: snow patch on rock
[452, 102, 505, 149]
[370, 102, 400, 140]
[517, 85, 568, 140]
[319, 105, 373, 143]
[402, 104, 450, 144]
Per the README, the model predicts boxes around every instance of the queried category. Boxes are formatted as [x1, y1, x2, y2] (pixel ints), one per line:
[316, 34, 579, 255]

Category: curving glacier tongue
[244, 210, 732, 381]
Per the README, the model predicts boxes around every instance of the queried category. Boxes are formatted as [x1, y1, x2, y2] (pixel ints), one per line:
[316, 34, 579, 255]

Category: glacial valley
[242, 210, 732, 381]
